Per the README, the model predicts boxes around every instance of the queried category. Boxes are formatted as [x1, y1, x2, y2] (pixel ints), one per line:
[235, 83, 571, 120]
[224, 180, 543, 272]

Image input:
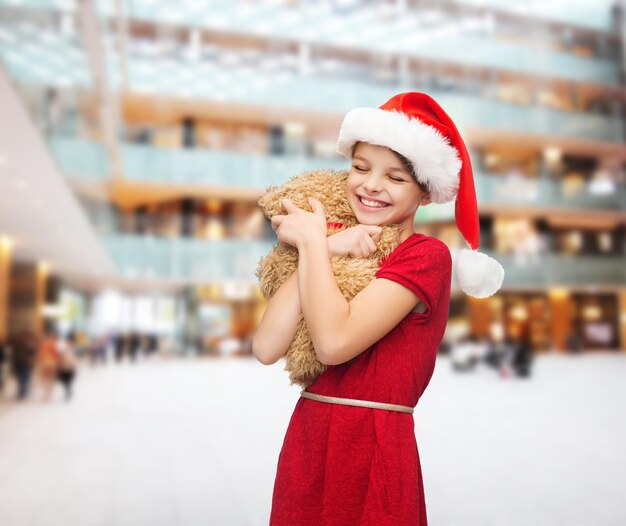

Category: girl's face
[346, 142, 431, 240]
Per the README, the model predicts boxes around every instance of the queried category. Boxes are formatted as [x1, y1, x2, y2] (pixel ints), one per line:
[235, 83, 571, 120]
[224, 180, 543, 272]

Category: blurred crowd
[0, 329, 257, 402]
[0, 330, 77, 402]
[447, 334, 533, 379]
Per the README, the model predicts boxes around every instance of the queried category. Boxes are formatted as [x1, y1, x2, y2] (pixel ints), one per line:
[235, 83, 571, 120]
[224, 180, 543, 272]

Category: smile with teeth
[359, 196, 389, 209]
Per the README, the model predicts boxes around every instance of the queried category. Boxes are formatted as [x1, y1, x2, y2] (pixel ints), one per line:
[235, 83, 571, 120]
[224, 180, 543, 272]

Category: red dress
[270, 233, 452, 526]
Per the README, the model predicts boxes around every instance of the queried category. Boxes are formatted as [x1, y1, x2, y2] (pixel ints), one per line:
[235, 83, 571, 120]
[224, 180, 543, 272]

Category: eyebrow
[352, 155, 408, 175]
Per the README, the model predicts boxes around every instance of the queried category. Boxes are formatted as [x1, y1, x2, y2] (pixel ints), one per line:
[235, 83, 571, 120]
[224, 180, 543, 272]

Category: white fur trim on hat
[336, 107, 461, 203]
[456, 248, 505, 298]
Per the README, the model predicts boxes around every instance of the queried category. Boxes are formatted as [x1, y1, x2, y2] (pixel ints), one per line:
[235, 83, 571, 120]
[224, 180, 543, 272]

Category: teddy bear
[256, 169, 402, 387]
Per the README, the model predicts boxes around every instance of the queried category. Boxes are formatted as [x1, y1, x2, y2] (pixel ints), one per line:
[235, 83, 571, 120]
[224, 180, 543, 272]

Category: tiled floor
[0, 353, 625, 526]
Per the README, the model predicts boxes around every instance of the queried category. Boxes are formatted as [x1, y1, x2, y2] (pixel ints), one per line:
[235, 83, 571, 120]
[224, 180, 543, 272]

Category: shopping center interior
[1, 0, 626, 357]
[0, 1, 625, 524]
[1, 0, 626, 355]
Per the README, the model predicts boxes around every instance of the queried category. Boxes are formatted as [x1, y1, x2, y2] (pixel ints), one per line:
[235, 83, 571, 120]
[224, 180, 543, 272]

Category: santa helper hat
[336, 92, 504, 298]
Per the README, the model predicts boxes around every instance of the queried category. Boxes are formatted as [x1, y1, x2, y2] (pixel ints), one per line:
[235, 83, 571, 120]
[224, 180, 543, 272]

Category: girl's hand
[271, 197, 327, 249]
[328, 225, 382, 258]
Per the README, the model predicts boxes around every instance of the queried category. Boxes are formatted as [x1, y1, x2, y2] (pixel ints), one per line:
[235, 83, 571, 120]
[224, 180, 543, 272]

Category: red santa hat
[336, 91, 504, 298]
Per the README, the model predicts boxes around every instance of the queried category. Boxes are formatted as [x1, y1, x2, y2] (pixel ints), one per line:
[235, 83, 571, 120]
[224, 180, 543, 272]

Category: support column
[467, 297, 493, 338]
[8, 261, 48, 339]
[549, 288, 572, 352]
[619, 290, 626, 352]
[35, 262, 49, 339]
[231, 300, 256, 340]
[0, 236, 12, 342]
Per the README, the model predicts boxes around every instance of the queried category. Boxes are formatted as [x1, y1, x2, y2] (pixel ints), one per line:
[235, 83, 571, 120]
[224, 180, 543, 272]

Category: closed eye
[388, 175, 406, 182]
[352, 165, 369, 172]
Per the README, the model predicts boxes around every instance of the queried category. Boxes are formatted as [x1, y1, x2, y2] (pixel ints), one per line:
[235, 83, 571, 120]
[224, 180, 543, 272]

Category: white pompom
[456, 249, 504, 298]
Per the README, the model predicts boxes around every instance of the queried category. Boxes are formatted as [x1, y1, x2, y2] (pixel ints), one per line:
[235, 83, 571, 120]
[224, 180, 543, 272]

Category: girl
[253, 92, 503, 525]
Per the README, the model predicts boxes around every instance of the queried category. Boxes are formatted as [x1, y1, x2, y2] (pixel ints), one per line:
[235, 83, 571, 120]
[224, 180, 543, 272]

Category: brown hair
[350, 142, 430, 195]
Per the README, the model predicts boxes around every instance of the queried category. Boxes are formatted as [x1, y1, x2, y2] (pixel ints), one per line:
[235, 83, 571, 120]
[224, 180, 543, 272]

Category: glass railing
[118, 62, 623, 137]
[0, 11, 620, 103]
[52, 137, 626, 212]
[102, 234, 625, 287]
[1, 0, 615, 34]
[97, 1, 619, 85]
[452, 0, 617, 32]
[439, 94, 623, 142]
[479, 252, 626, 287]
[473, 172, 626, 211]
[48, 136, 111, 179]
[120, 142, 339, 188]
[0, 22, 91, 88]
[2, 20, 622, 142]
[102, 235, 274, 283]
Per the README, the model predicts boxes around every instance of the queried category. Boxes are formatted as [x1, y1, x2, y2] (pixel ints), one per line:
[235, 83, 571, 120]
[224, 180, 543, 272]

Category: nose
[362, 174, 382, 193]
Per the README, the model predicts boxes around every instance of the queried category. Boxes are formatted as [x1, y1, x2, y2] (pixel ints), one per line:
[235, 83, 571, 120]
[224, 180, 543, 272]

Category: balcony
[451, 0, 617, 32]
[94, 2, 620, 85]
[103, 234, 625, 288]
[474, 172, 626, 212]
[2, 18, 623, 143]
[102, 235, 274, 284]
[0, 18, 621, 112]
[484, 252, 626, 288]
[52, 137, 626, 213]
[118, 68, 624, 142]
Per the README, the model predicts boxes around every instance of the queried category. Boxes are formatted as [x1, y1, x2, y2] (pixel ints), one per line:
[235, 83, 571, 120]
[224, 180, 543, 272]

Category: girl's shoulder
[381, 233, 451, 268]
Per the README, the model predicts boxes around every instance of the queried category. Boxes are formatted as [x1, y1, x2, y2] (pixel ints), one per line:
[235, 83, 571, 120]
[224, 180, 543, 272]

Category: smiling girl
[253, 92, 504, 525]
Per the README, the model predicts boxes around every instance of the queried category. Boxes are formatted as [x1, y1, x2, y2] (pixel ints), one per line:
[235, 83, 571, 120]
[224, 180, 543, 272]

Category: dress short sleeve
[375, 235, 452, 320]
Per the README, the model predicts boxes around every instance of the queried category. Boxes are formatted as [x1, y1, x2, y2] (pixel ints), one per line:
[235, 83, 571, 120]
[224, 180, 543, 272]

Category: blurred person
[160, 336, 178, 358]
[42, 87, 63, 136]
[57, 333, 77, 401]
[88, 335, 107, 366]
[147, 333, 158, 357]
[450, 335, 489, 372]
[114, 333, 125, 362]
[510, 329, 533, 379]
[128, 331, 140, 362]
[484, 337, 509, 371]
[255, 93, 503, 525]
[238, 335, 253, 357]
[565, 331, 583, 354]
[11, 331, 37, 400]
[218, 335, 241, 357]
[75, 331, 88, 358]
[38, 330, 60, 401]
[484, 322, 508, 370]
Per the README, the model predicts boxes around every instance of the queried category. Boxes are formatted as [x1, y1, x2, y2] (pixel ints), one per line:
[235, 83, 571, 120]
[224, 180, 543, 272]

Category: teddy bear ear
[257, 185, 284, 217]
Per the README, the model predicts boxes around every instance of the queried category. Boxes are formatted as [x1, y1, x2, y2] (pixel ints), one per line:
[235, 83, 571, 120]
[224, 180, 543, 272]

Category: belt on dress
[300, 389, 414, 414]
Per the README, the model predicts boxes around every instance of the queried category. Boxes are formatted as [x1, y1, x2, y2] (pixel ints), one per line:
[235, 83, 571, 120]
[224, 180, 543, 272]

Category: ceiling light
[0, 235, 14, 251]
[38, 261, 51, 274]
[582, 304, 602, 322]
[543, 146, 561, 165]
[548, 288, 569, 299]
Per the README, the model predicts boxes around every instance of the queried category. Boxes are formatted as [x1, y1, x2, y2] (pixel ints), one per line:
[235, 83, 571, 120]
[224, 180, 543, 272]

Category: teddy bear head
[258, 169, 356, 226]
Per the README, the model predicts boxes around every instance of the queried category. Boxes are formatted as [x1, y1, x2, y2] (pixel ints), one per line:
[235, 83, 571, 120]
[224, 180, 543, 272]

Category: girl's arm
[276, 198, 422, 366]
[298, 233, 419, 366]
[252, 224, 382, 365]
[252, 269, 301, 365]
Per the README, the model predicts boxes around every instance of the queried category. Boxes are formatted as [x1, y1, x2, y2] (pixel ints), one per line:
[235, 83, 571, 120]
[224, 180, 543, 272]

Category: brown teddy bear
[256, 169, 402, 387]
